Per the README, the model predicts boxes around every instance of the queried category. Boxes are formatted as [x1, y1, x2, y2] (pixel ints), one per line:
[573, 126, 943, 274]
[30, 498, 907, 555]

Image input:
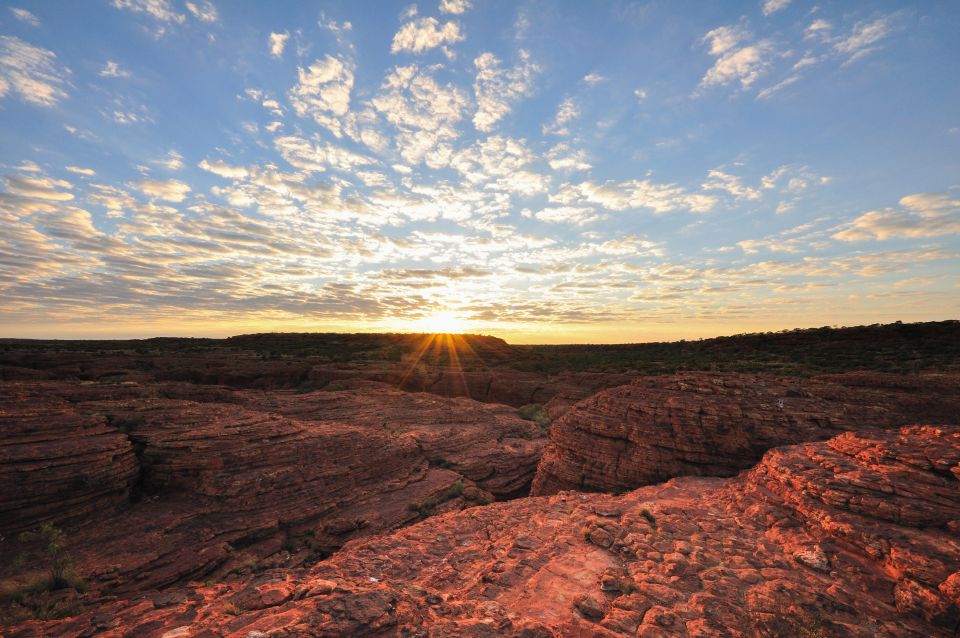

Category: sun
[413, 310, 470, 334]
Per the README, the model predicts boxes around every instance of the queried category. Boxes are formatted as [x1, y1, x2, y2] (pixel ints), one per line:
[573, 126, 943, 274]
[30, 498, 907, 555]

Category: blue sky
[0, 0, 958, 342]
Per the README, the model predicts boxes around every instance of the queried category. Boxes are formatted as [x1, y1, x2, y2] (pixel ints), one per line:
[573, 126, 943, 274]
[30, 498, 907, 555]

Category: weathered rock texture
[0, 380, 544, 599]
[532, 371, 960, 495]
[9, 425, 959, 637]
[0, 390, 138, 535]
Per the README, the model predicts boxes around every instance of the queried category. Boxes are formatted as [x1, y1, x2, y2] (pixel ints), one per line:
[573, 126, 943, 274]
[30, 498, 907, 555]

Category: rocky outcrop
[11, 425, 959, 637]
[0, 387, 138, 535]
[235, 384, 545, 497]
[532, 371, 960, 495]
[0, 380, 545, 599]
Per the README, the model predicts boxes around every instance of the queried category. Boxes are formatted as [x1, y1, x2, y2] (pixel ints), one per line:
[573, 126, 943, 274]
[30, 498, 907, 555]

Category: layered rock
[0, 387, 138, 535]
[235, 384, 545, 497]
[11, 425, 959, 637]
[0, 380, 544, 599]
[532, 371, 960, 495]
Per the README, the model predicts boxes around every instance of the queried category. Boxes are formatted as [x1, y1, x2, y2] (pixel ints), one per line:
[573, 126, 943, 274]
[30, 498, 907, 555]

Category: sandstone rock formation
[532, 371, 960, 495]
[0, 380, 544, 600]
[9, 425, 958, 637]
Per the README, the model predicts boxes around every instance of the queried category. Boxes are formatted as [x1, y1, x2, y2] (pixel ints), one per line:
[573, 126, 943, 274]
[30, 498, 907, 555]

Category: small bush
[517, 404, 550, 429]
[17, 524, 78, 591]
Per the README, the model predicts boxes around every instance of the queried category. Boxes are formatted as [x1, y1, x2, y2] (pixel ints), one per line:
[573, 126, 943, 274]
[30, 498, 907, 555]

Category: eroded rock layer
[11, 425, 959, 637]
[532, 371, 960, 495]
[0, 380, 545, 598]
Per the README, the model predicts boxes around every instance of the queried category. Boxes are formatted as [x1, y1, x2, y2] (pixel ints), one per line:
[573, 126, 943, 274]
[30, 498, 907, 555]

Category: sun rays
[396, 331, 482, 398]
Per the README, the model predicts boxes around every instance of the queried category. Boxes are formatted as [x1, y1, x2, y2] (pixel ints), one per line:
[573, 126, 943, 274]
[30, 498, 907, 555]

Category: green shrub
[517, 403, 550, 429]
[17, 524, 78, 591]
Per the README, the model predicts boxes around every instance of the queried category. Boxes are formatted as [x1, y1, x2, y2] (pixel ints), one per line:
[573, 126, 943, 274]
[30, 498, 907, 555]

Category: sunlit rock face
[9, 425, 959, 637]
[531, 371, 960, 495]
[0, 380, 545, 598]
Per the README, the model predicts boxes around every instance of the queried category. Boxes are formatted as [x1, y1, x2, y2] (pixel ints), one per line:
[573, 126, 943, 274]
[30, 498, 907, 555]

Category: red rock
[532, 371, 960, 495]
[9, 425, 958, 637]
[0, 380, 543, 600]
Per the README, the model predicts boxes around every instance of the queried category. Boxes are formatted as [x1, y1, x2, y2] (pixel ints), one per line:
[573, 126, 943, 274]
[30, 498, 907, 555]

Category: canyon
[1, 322, 958, 636]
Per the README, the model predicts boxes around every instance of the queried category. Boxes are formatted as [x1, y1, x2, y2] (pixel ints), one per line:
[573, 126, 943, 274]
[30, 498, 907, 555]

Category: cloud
[9, 7, 40, 26]
[451, 135, 535, 183]
[805, 19, 832, 40]
[391, 17, 464, 55]
[4, 175, 74, 201]
[546, 143, 591, 172]
[156, 150, 184, 171]
[761, 0, 790, 16]
[65, 166, 96, 176]
[439, 0, 471, 15]
[100, 60, 132, 78]
[472, 50, 539, 132]
[111, 0, 185, 23]
[289, 55, 354, 136]
[833, 193, 960, 241]
[583, 72, 606, 85]
[269, 31, 289, 59]
[185, 1, 218, 23]
[543, 97, 579, 135]
[551, 179, 717, 214]
[699, 26, 775, 91]
[702, 169, 761, 201]
[832, 16, 894, 63]
[756, 74, 799, 100]
[524, 205, 603, 226]
[274, 135, 376, 173]
[0, 36, 71, 106]
[372, 64, 469, 166]
[132, 178, 191, 202]
[199, 159, 249, 179]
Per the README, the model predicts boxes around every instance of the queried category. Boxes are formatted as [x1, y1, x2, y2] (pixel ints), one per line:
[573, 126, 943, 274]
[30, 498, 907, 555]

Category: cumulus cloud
[542, 97, 579, 135]
[100, 60, 132, 78]
[4, 175, 74, 201]
[391, 17, 464, 55]
[832, 16, 894, 63]
[546, 143, 591, 172]
[439, 0, 471, 15]
[551, 179, 717, 214]
[289, 55, 354, 136]
[761, 0, 791, 16]
[65, 166, 96, 176]
[524, 205, 603, 226]
[702, 169, 761, 201]
[185, 1, 218, 22]
[472, 50, 539, 132]
[699, 25, 775, 92]
[132, 178, 191, 202]
[199, 159, 249, 179]
[155, 150, 184, 171]
[269, 31, 289, 58]
[0, 36, 70, 106]
[10, 7, 40, 26]
[833, 193, 960, 241]
[372, 64, 469, 166]
[274, 135, 377, 173]
[112, 0, 185, 23]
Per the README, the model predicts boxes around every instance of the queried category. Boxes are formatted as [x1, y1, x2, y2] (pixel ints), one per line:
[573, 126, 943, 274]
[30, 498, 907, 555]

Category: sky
[0, 1, 958, 343]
